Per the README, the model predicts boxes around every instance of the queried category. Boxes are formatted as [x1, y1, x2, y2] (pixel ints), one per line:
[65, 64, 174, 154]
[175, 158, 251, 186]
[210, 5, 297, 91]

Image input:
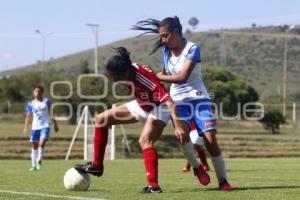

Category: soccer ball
[63, 167, 91, 191]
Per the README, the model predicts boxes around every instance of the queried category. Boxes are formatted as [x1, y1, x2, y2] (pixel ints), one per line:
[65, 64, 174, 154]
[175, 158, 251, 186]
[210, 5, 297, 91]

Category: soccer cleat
[29, 166, 37, 171]
[219, 179, 232, 191]
[193, 165, 210, 186]
[141, 186, 162, 193]
[36, 160, 42, 170]
[74, 163, 104, 177]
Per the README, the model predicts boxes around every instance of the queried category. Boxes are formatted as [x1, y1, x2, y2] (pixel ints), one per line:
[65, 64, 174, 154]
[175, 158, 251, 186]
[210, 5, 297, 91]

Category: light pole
[35, 29, 53, 80]
[283, 25, 295, 117]
[86, 23, 99, 74]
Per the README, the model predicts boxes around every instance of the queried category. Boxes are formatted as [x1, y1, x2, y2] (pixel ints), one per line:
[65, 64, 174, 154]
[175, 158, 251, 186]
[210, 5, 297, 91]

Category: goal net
[65, 106, 115, 160]
[65, 105, 131, 161]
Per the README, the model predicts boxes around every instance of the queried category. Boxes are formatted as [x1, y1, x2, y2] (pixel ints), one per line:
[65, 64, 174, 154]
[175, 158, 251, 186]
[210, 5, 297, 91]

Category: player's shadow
[206, 185, 300, 191]
[169, 185, 300, 193]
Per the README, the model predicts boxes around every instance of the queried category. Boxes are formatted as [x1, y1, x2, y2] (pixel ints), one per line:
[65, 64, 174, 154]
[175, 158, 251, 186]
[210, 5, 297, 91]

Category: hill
[1, 25, 300, 100]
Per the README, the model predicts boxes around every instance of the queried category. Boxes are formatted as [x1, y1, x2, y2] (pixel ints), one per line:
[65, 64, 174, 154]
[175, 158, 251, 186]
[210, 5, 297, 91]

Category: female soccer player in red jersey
[75, 47, 209, 193]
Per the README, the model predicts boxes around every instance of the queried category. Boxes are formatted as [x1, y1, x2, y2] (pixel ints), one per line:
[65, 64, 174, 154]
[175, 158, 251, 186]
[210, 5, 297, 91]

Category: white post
[283, 36, 288, 117]
[282, 25, 295, 117]
[111, 124, 115, 160]
[292, 102, 296, 125]
[83, 106, 89, 160]
[35, 29, 53, 82]
[111, 104, 116, 160]
[86, 23, 99, 74]
[65, 109, 85, 160]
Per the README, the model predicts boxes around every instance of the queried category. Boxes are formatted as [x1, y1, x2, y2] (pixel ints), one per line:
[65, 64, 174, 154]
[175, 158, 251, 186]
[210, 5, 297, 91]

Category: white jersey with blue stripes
[161, 39, 209, 101]
[26, 98, 51, 130]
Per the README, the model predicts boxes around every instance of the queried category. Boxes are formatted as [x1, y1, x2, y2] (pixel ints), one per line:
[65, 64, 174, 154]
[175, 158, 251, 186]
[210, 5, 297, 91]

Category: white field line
[0, 189, 105, 200]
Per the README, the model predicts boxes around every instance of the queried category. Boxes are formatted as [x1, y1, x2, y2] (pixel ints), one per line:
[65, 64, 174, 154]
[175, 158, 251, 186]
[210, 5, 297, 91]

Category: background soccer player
[23, 86, 59, 171]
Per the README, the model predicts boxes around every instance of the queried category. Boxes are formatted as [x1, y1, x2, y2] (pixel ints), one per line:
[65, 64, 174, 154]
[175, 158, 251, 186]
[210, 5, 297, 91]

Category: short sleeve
[26, 102, 32, 113]
[45, 98, 52, 109]
[161, 48, 171, 74]
[185, 45, 201, 62]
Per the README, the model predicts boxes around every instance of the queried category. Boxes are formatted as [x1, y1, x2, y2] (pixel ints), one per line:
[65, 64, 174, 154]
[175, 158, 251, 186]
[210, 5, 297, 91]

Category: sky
[1, 0, 300, 72]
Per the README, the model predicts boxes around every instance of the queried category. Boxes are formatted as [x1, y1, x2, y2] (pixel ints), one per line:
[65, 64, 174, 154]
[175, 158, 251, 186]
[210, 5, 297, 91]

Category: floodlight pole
[86, 23, 99, 74]
[35, 29, 53, 81]
[283, 25, 295, 117]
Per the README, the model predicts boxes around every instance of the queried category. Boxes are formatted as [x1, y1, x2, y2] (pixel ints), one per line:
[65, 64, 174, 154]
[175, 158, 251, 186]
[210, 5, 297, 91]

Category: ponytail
[105, 47, 132, 76]
[132, 16, 183, 54]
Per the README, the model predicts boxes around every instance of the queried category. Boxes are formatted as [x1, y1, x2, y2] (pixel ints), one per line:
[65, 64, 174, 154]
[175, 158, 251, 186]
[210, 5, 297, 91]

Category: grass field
[0, 158, 300, 200]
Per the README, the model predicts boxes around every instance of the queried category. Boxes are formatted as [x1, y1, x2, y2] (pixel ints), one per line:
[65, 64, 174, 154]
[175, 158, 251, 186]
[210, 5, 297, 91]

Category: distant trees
[80, 60, 90, 74]
[188, 17, 199, 31]
[251, 23, 257, 29]
[202, 66, 259, 117]
[259, 110, 285, 133]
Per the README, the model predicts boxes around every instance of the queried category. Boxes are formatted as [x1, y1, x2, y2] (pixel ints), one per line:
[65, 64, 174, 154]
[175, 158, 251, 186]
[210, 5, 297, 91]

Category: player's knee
[95, 113, 108, 127]
[205, 142, 221, 157]
[139, 136, 153, 148]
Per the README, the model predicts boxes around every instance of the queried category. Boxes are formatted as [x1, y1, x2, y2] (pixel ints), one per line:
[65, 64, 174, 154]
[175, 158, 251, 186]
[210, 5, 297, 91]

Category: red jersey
[126, 63, 171, 112]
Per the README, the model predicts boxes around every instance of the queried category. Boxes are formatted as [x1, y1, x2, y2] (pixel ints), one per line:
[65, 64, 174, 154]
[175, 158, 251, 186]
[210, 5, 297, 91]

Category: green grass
[0, 158, 300, 200]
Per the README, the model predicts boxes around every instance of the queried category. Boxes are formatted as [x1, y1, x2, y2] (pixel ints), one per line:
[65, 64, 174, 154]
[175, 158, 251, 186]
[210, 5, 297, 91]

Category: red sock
[143, 147, 159, 188]
[198, 148, 209, 167]
[93, 127, 108, 168]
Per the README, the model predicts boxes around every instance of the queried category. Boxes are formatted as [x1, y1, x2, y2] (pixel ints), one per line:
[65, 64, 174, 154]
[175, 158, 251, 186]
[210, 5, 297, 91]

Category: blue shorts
[175, 99, 217, 135]
[30, 127, 51, 143]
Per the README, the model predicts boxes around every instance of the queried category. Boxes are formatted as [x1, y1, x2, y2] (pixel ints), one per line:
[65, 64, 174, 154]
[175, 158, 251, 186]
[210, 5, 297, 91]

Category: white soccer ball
[63, 167, 91, 191]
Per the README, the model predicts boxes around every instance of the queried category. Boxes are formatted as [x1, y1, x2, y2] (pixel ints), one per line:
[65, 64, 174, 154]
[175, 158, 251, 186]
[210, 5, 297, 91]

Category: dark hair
[105, 47, 132, 76]
[33, 85, 44, 93]
[132, 16, 182, 54]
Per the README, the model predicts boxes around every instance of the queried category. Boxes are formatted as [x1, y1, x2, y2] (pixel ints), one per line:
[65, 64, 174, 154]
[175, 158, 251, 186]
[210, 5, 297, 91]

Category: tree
[202, 66, 259, 117]
[80, 60, 90, 74]
[188, 17, 199, 31]
[259, 110, 285, 133]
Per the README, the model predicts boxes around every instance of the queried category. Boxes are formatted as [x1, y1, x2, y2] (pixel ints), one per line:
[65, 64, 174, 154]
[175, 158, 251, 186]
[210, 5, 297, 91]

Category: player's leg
[182, 121, 209, 172]
[75, 102, 138, 176]
[182, 145, 209, 172]
[36, 127, 50, 170]
[176, 102, 210, 185]
[194, 100, 232, 191]
[139, 117, 166, 193]
[195, 144, 210, 171]
[182, 160, 191, 172]
[29, 130, 40, 171]
[203, 132, 232, 191]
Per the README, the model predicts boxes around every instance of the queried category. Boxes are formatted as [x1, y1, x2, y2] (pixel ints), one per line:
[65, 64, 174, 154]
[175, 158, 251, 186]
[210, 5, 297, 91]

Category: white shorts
[190, 129, 204, 145]
[125, 100, 170, 124]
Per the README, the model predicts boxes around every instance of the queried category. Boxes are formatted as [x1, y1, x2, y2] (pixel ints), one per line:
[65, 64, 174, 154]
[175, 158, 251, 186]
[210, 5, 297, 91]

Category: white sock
[31, 149, 38, 167]
[180, 141, 199, 168]
[211, 154, 227, 182]
[37, 147, 44, 162]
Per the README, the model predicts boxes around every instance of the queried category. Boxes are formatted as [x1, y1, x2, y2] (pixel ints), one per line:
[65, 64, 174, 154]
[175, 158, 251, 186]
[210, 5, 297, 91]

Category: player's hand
[156, 72, 163, 80]
[174, 123, 189, 144]
[143, 65, 153, 72]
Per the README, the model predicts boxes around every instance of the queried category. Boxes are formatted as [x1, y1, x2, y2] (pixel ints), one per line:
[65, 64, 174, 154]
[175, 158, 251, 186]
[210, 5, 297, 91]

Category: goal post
[65, 106, 116, 161]
[65, 105, 132, 161]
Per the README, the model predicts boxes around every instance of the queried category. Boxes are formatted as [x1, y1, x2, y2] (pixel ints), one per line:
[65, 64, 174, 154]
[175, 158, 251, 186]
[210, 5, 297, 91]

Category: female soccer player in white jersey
[23, 86, 59, 171]
[75, 47, 210, 193]
[133, 16, 232, 191]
